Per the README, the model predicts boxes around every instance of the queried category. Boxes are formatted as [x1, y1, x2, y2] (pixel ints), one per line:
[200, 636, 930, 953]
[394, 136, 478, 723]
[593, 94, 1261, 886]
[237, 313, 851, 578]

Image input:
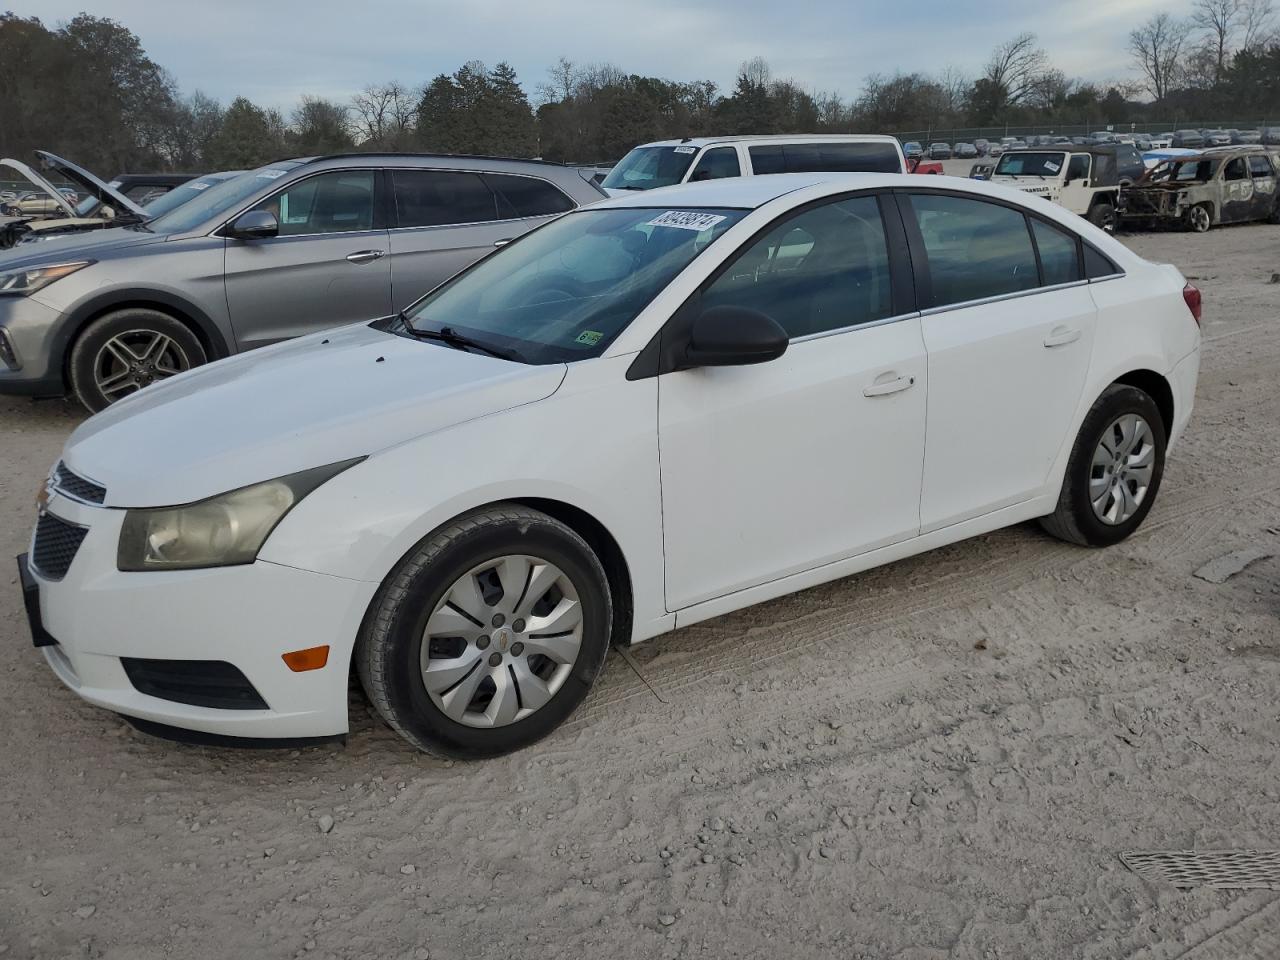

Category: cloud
[8, 0, 1171, 108]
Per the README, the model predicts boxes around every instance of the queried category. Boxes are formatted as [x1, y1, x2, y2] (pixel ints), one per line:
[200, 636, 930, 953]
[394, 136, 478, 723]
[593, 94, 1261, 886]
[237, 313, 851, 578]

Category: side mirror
[684, 305, 788, 368]
[228, 209, 278, 240]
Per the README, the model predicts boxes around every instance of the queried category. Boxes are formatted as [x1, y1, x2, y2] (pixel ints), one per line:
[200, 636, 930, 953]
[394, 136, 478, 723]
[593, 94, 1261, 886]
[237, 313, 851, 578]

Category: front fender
[258, 354, 667, 638]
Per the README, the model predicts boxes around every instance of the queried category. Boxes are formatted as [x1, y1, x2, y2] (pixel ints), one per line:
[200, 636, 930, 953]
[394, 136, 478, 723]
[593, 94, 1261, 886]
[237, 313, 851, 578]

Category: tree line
[1, 5, 1277, 179]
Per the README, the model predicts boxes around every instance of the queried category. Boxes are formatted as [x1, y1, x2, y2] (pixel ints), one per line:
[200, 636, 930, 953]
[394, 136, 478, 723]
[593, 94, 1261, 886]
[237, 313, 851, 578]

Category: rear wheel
[69, 308, 205, 412]
[1184, 203, 1212, 233]
[1040, 384, 1167, 547]
[357, 504, 612, 759]
[1087, 201, 1117, 233]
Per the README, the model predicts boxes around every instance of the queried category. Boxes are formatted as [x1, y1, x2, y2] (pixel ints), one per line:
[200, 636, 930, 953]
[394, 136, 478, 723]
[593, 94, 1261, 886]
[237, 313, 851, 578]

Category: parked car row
[911, 127, 1280, 160]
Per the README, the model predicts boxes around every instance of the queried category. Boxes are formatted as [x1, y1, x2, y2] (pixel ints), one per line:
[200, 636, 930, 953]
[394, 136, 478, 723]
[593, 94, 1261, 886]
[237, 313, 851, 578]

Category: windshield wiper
[612, 184, 647, 191]
[395, 311, 521, 362]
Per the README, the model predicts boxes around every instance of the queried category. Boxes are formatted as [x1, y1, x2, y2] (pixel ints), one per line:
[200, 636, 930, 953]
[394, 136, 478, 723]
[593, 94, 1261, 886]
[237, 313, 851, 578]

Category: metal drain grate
[1121, 850, 1280, 890]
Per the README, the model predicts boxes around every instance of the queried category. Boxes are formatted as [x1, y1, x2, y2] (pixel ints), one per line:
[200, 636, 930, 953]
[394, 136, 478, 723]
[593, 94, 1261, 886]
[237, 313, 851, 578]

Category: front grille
[53, 462, 106, 504]
[31, 513, 89, 581]
[121, 658, 270, 711]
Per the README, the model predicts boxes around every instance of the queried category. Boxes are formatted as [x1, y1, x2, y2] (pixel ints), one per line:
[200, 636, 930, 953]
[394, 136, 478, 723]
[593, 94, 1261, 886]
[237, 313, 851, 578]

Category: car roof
[288, 152, 589, 177]
[632, 134, 900, 149]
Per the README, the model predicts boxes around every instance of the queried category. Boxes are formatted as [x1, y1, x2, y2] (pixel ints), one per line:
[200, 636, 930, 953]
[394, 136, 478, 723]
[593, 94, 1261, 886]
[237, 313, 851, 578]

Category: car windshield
[994, 152, 1066, 177]
[1145, 159, 1218, 183]
[139, 173, 243, 219]
[601, 146, 698, 191]
[402, 206, 746, 363]
[147, 162, 303, 233]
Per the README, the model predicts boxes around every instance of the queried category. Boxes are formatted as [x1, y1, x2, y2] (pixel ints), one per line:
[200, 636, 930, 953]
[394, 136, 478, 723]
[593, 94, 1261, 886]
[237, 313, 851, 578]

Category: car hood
[62, 322, 567, 508]
[0, 158, 78, 218]
[0, 226, 167, 268]
[34, 150, 148, 218]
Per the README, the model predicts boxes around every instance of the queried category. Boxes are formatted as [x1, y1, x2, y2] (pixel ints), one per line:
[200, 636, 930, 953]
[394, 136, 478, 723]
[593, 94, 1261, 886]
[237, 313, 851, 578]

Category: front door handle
[862, 374, 916, 398]
[494, 238, 513, 247]
[346, 249, 386, 264]
[1043, 327, 1082, 348]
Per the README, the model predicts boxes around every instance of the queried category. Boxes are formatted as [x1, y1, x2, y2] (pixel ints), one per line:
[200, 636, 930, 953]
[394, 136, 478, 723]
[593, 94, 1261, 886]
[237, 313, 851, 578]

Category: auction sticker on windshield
[1045, 160, 1061, 173]
[256, 169, 289, 180]
[647, 211, 727, 231]
[674, 146, 697, 154]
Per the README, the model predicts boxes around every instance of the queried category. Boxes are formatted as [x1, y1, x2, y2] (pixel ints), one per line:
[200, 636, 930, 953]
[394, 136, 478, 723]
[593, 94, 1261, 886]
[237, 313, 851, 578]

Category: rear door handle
[346, 249, 386, 264]
[862, 374, 916, 398]
[1043, 327, 1082, 348]
[494, 238, 513, 247]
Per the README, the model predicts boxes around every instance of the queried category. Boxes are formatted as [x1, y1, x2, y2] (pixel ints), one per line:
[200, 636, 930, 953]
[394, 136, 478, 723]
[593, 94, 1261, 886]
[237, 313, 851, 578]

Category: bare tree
[936, 65, 971, 114]
[1192, 0, 1241, 82]
[983, 33, 1050, 104]
[1129, 13, 1191, 101]
[739, 56, 772, 89]
[536, 56, 577, 105]
[350, 81, 414, 148]
[1241, 0, 1277, 47]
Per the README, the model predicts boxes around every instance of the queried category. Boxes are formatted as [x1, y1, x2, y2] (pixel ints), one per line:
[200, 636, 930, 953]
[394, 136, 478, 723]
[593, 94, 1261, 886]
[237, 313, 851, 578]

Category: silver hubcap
[94, 330, 191, 400]
[420, 555, 583, 728]
[1090, 414, 1155, 525]
[1190, 207, 1210, 231]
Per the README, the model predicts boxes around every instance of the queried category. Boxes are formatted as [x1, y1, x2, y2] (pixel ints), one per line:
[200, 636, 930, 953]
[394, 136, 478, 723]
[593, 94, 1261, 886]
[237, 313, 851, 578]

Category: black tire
[1087, 201, 1117, 233]
[1040, 384, 1167, 547]
[357, 504, 612, 759]
[68, 308, 206, 413]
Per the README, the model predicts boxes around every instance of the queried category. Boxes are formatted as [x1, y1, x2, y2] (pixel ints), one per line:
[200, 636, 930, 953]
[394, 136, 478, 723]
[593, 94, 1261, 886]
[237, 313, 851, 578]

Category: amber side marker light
[282, 645, 330, 672]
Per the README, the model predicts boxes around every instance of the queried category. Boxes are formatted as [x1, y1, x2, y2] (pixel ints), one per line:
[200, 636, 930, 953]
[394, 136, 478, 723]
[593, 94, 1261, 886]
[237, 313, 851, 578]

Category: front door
[1219, 157, 1255, 223]
[899, 192, 1097, 530]
[1059, 154, 1095, 214]
[224, 169, 391, 350]
[658, 194, 927, 610]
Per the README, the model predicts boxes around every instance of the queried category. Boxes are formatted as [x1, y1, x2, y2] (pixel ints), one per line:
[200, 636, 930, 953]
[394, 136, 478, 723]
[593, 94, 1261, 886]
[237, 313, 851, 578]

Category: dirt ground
[2, 223, 1279, 960]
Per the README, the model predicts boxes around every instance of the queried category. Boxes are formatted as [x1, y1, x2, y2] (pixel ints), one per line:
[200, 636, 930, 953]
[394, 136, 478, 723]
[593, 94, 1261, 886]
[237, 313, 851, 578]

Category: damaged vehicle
[1119, 146, 1280, 232]
[983, 144, 1142, 231]
[0, 151, 152, 249]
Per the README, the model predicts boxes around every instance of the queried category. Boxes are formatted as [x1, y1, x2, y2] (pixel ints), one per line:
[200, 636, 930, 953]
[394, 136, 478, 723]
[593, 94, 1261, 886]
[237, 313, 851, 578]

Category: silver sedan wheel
[420, 555, 584, 728]
[1090, 413, 1155, 525]
[94, 329, 192, 400]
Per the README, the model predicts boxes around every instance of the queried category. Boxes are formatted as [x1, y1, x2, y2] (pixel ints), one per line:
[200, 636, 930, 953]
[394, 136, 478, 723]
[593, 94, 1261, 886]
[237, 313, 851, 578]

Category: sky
[7, 0, 1171, 110]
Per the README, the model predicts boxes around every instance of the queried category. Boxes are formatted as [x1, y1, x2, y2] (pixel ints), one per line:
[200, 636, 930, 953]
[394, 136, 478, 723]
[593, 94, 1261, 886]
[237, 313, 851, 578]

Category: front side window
[700, 195, 893, 338]
[907, 194, 1037, 308]
[250, 170, 375, 236]
[689, 148, 741, 182]
[393, 170, 495, 228]
[1031, 219, 1081, 286]
[1223, 158, 1248, 181]
[600, 146, 698, 191]
[402, 206, 745, 363]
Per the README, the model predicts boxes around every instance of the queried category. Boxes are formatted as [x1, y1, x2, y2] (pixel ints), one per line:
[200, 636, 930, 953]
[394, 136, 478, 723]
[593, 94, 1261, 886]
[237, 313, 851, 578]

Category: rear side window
[1031, 219, 1081, 286]
[906, 194, 1037, 307]
[1084, 244, 1120, 279]
[700, 195, 893, 338]
[1248, 155, 1273, 177]
[392, 170, 497, 227]
[749, 142, 900, 176]
[689, 147, 741, 182]
[483, 174, 574, 219]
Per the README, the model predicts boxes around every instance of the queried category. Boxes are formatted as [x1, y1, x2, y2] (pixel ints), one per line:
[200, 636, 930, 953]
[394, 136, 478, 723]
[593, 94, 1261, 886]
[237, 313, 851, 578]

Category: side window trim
[626, 188, 913, 381]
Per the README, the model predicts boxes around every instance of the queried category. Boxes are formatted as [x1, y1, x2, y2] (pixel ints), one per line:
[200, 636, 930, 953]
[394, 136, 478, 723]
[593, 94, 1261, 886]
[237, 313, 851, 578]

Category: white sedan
[21, 173, 1201, 758]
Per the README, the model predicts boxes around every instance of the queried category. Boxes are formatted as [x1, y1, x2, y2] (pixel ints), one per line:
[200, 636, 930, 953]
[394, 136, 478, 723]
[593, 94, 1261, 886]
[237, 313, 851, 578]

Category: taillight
[1182, 282, 1202, 326]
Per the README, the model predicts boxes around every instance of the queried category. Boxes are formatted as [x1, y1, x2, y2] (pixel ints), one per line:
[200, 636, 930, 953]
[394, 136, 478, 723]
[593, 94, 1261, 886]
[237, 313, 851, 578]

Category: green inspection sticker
[574, 330, 603, 346]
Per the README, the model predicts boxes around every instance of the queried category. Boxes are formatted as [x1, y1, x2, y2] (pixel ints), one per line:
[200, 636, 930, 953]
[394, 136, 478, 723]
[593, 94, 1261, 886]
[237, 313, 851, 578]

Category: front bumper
[23, 492, 379, 738]
[0, 294, 69, 396]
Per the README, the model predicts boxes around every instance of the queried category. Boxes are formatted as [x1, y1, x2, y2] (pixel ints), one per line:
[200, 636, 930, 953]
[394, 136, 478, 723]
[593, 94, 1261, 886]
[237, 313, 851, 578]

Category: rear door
[386, 169, 575, 309]
[1219, 156, 1255, 223]
[1248, 154, 1277, 220]
[899, 191, 1098, 530]
[223, 168, 390, 350]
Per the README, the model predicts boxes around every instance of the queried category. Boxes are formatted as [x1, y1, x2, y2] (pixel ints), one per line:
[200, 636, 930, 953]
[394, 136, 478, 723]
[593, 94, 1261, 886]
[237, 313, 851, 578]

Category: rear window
[748, 142, 901, 176]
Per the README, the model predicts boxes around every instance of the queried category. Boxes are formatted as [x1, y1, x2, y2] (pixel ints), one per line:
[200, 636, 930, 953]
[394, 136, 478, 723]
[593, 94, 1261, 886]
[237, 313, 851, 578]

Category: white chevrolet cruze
[21, 173, 1201, 758]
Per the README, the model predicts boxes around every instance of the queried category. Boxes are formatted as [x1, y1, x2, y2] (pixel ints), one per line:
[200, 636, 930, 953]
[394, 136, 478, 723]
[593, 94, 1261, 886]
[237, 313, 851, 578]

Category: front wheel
[1040, 384, 1167, 547]
[1087, 202, 1117, 233]
[1184, 203, 1212, 233]
[357, 505, 612, 759]
[68, 308, 206, 412]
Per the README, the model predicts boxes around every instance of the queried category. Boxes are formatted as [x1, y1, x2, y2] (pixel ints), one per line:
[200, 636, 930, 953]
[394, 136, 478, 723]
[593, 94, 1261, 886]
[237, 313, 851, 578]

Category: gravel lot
[2, 223, 1279, 960]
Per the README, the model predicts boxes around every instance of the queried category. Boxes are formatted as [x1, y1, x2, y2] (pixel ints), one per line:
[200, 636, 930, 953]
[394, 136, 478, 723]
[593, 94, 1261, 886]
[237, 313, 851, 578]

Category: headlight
[117, 459, 363, 571]
[0, 260, 93, 296]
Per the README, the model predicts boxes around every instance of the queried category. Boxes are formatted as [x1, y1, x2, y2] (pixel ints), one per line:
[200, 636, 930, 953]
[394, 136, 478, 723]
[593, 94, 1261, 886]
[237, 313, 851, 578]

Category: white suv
[601, 135, 905, 195]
